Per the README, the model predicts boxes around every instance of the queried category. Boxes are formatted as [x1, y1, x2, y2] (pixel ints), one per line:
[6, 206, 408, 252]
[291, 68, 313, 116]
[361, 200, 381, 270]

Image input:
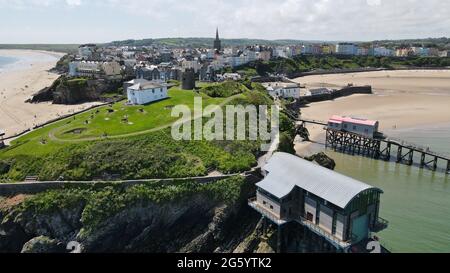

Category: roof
[126, 79, 149, 85]
[262, 82, 299, 90]
[330, 115, 378, 127]
[129, 81, 165, 91]
[256, 153, 382, 209]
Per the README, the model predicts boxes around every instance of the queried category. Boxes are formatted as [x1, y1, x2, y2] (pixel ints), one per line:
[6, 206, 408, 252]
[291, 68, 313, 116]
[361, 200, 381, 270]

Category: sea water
[326, 123, 450, 253]
[0, 56, 19, 72]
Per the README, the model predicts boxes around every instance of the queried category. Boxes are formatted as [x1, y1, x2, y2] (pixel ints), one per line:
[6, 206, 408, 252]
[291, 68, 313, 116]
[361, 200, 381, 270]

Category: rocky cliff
[0, 177, 276, 253]
[29, 76, 122, 105]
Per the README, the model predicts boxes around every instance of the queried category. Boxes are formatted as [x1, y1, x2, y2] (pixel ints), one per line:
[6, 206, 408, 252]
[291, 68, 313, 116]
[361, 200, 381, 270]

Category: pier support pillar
[408, 150, 414, 166]
[420, 153, 426, 168]
[433, 157, 438, 171]
[447, 160, 450, 174]
[397, 147, 403, 163]
[383, 143, 391, 161]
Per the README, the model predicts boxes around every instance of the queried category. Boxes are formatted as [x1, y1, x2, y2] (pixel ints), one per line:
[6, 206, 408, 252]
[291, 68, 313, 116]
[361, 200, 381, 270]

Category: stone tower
[181, 68, 196, 90]
[213, 28, 221, 52]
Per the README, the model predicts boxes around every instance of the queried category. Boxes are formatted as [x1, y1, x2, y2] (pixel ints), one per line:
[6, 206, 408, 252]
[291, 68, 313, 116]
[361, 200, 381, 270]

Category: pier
[298, 119, 450, 174]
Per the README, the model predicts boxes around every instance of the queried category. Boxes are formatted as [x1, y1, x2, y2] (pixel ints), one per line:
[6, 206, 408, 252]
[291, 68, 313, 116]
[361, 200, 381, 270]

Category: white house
[127, 80, 168, 105]
[336, 43, 358, 55]
[262, 82, 301, 99]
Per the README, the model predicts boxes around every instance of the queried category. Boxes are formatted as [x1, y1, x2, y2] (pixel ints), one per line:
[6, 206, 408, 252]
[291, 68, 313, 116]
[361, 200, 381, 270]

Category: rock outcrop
[21, 236, 65, 253]
[29, 76, 122, 105]
[305, 152, 336, 170]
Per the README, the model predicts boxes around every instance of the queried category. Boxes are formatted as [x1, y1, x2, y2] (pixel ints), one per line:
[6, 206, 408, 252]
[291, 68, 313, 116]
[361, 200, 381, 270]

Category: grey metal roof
[256, 153, 382, 209]
[129, 82, 165, 91]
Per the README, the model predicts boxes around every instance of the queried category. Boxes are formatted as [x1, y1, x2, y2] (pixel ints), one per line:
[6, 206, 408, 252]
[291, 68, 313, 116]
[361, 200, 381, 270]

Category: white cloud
[66, 0, 81, 6]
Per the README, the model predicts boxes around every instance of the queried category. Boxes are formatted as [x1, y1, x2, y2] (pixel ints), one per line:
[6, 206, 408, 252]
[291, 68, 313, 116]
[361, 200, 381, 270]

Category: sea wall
[302, 86, 372, 104]
[289, 67, 450, 79]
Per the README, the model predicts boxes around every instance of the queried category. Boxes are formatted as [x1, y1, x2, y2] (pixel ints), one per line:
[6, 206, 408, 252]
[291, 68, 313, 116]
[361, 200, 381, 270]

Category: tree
[278, 132, 296, 155]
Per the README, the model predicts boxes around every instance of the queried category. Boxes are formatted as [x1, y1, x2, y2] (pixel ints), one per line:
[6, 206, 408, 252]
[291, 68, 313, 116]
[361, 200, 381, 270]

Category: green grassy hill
[0, 83, 275, 182]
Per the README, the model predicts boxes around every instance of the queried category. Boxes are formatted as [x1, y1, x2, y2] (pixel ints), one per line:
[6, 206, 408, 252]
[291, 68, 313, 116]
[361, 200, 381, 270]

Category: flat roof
[330, 115, 378, 127]
[129, 82, 165, 91]
[256, 153, 382, 209]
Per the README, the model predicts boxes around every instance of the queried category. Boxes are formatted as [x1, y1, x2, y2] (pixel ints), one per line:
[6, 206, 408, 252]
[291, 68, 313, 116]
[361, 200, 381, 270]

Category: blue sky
[0, 0, 449, 44]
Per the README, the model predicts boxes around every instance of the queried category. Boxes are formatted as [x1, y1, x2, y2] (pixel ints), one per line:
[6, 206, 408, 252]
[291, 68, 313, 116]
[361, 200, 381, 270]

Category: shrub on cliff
[200, 81, 249, 98]
[15, 176, 245, 230]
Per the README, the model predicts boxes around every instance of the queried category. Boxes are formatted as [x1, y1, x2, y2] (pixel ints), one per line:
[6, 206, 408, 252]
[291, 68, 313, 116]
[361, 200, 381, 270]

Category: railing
[297, 217, 352, 249]
[385, 136, 450, 159]
[248, 198, 287, 226]
[372, 217, 389, 232]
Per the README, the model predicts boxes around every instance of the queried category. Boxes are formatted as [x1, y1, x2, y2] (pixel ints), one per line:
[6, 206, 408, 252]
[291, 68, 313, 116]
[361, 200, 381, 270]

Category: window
[353, 126, 357, 130]
[263, 201, 267, 205]
[270, 205, 274, 210]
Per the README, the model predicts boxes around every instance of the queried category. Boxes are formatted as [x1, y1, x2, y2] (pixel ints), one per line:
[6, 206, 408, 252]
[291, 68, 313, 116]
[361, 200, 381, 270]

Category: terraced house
[249, 153, 388, 252]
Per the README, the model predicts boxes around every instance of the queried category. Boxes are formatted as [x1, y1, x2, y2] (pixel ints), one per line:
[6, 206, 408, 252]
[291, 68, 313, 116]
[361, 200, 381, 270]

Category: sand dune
[0, 50, 100, 139]
[292, 70, 450, 155]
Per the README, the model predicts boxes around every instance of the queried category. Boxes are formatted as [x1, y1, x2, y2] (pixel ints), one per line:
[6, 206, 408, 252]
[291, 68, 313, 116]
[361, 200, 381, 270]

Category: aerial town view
[0, 0, 449, 264]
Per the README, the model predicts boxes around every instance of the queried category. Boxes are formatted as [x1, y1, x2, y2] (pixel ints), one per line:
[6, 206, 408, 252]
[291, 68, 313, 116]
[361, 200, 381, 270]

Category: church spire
[214, 27, 221, 52]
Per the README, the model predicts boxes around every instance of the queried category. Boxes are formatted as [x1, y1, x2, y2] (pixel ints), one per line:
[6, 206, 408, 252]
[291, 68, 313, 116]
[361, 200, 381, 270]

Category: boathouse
[249, 152, 388, 251]
[328, 115, 379, 138]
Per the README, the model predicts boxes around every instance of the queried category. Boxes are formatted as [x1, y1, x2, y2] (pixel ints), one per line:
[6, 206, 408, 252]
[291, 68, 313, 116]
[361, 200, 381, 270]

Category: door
[351, 215, 369, 243]
[306, 212, 314, 222]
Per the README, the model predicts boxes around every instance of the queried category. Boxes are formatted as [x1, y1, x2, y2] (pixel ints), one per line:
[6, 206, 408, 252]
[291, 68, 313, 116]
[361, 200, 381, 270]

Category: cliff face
[0, 181, 270, 253]
[29, 77, 121, 105]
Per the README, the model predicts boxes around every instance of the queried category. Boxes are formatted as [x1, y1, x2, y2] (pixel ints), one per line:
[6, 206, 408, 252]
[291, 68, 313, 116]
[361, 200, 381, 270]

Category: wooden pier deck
[297, 119, 450, 174]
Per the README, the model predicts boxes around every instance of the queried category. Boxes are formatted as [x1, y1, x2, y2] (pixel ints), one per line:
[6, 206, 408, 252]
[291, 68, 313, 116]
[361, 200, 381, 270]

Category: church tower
[213, 28, 222, 52]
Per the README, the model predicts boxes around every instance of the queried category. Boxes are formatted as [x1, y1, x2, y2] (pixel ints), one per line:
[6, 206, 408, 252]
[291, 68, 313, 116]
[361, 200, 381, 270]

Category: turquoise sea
[326, 123, 450, 253]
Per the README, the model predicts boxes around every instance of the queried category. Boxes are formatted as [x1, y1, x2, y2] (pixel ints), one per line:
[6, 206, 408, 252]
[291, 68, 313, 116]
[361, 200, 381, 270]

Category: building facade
[336, 43, 358, 55]
[127, 80, 168, 105]
[328, 115, 380, 138]
[69, 61, 122, 80]
[262, 82, 301, 99]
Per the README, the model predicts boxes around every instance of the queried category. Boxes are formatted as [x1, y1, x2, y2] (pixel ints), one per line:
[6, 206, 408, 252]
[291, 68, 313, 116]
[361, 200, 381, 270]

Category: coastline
[292, 69, 450, 156]
[0, 50, 101, 139]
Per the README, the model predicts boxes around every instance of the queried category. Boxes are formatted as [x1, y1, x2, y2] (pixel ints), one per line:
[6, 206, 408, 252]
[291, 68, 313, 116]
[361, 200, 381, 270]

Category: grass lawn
[0, 88, 233, 158]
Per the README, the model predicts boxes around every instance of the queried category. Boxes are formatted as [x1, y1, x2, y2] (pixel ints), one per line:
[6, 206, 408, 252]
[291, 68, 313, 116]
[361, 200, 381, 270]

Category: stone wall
[0, 172, 262, 197]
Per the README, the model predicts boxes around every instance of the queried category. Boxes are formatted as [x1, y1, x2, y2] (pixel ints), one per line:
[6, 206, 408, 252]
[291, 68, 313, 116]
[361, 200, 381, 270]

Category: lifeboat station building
[249, 153, 388, 252]
[327, 115, 380, 139]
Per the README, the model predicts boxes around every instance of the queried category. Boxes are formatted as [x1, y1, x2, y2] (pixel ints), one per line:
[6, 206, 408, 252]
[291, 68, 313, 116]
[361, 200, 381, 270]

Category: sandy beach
[292, 70, 450, 156]
[0, 50, 100, 139]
